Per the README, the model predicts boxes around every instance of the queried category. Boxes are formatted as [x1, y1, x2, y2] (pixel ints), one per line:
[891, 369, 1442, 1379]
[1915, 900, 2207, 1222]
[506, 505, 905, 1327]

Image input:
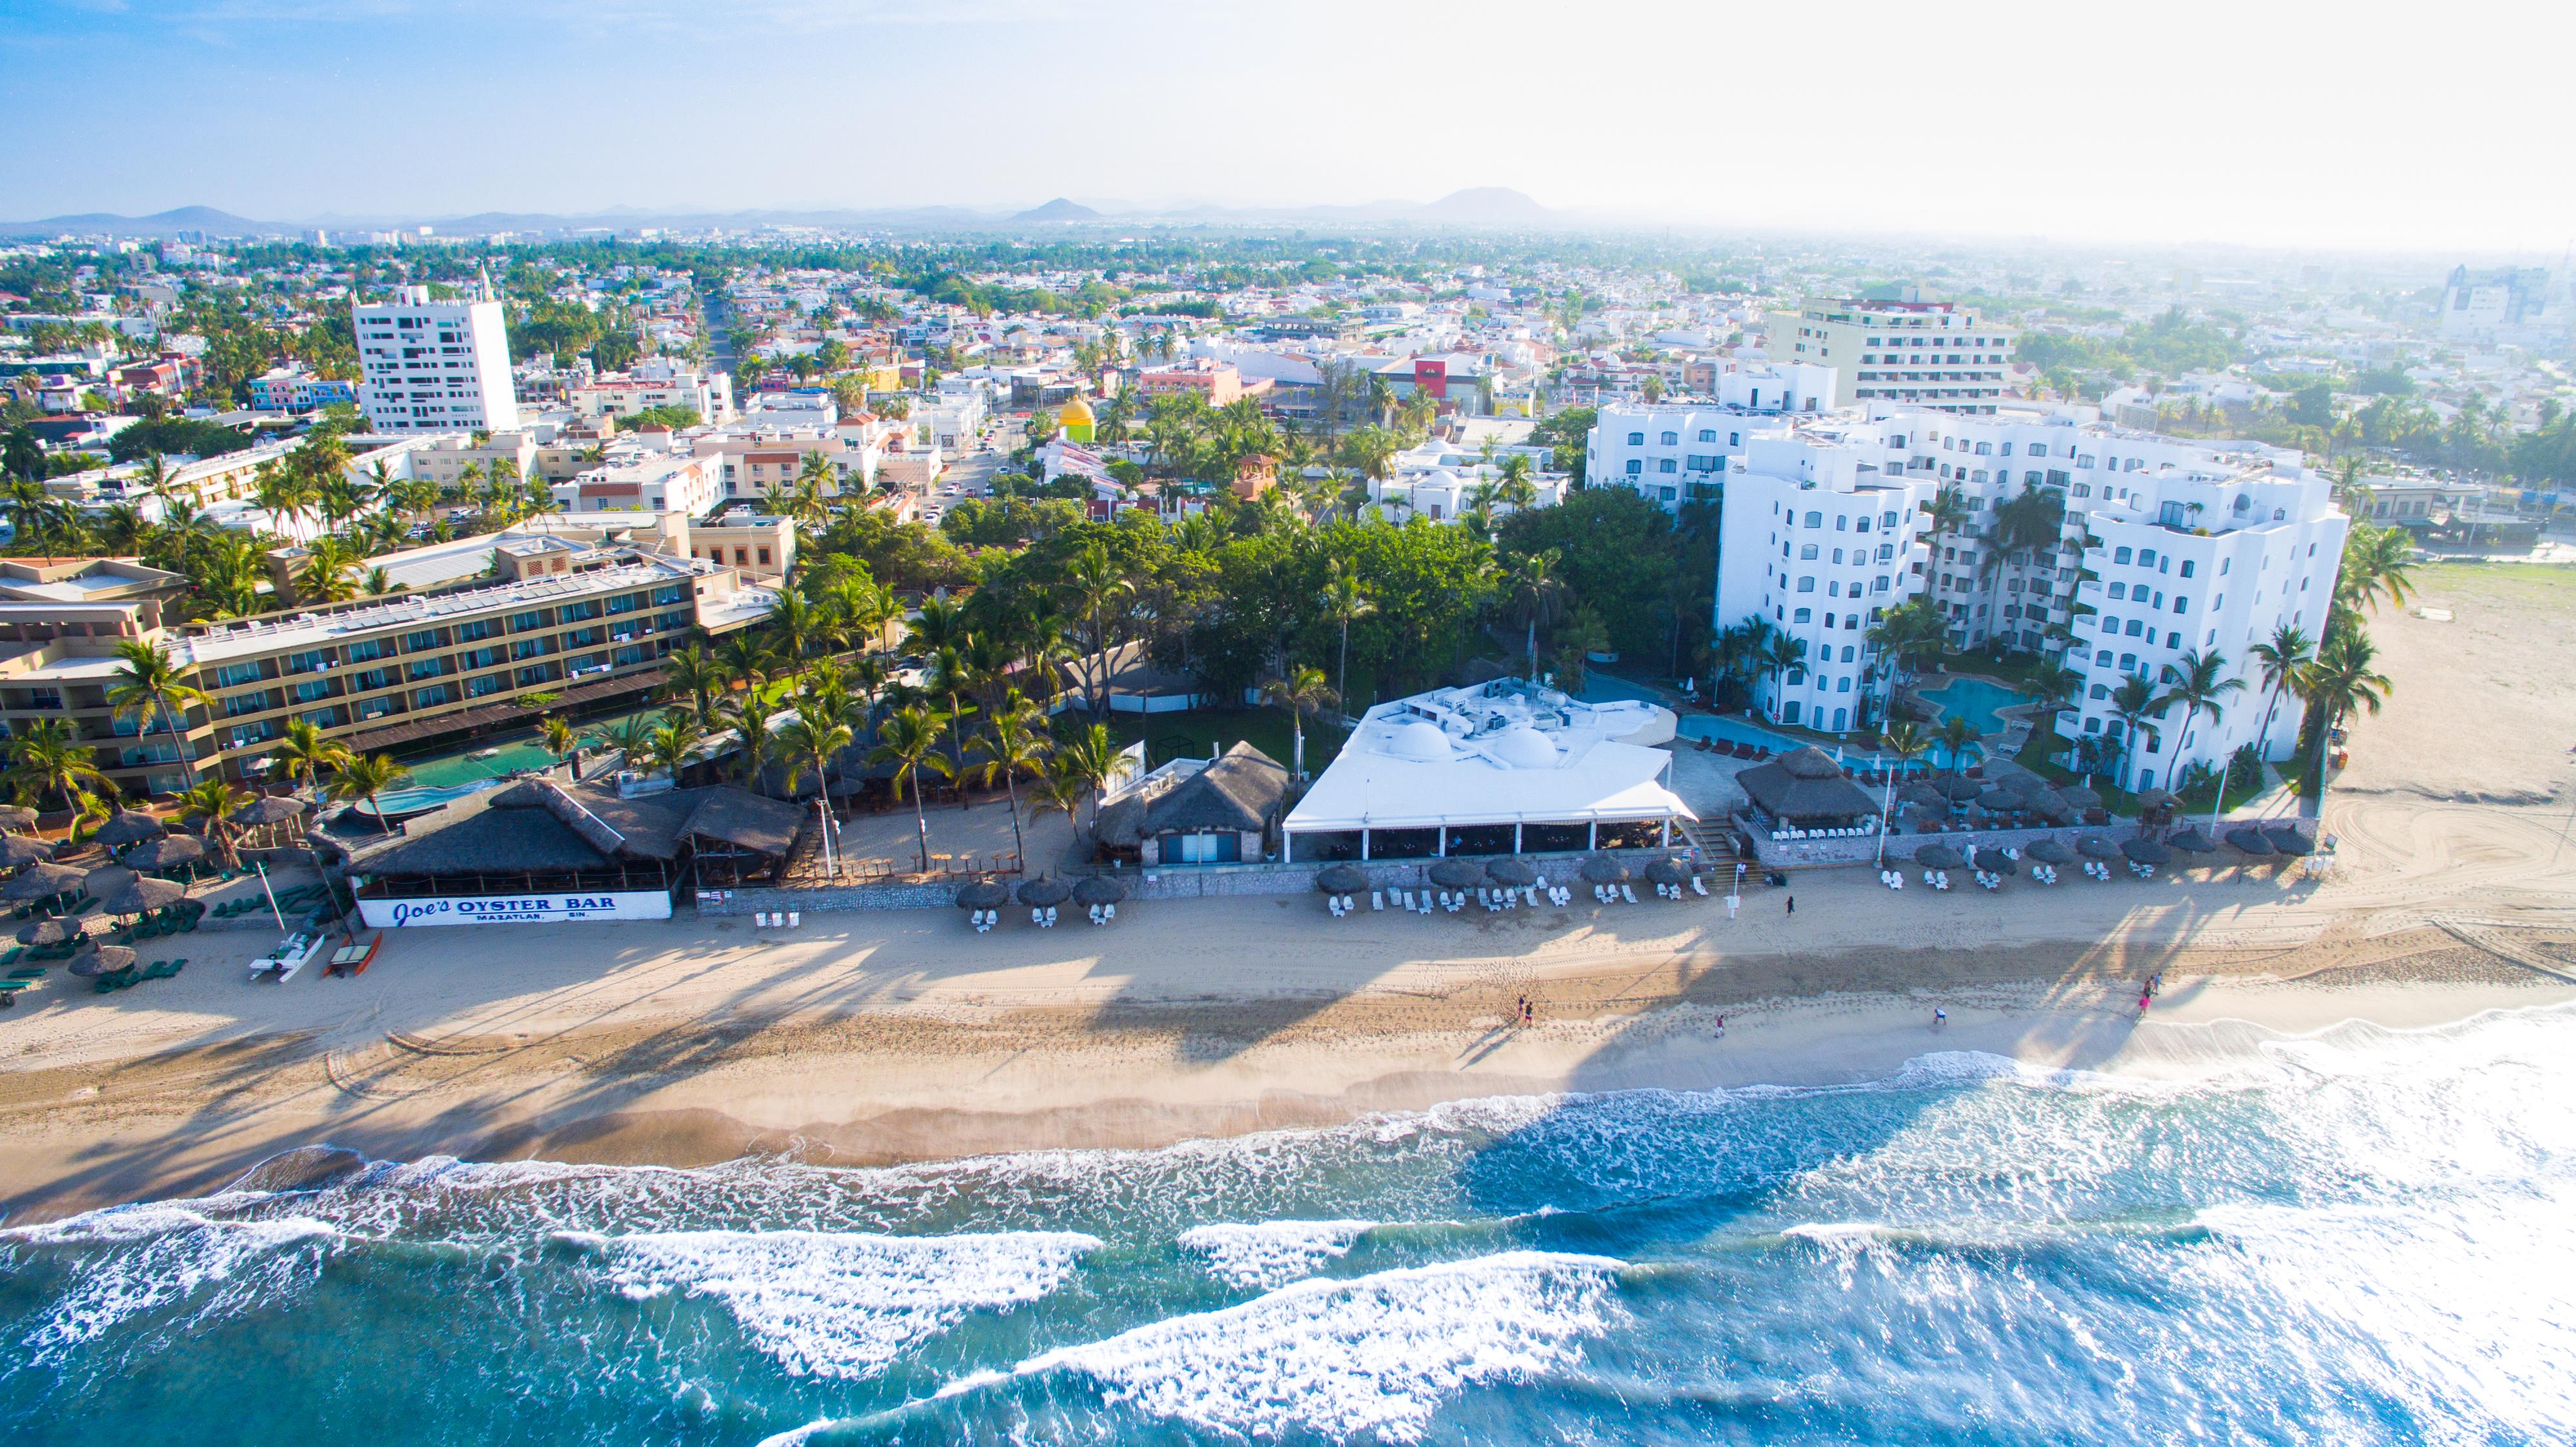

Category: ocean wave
[977, 1250, 1625, 1442]
[6, 1205, 341, 1360]
[578, 1227, 1100, 1379]
[1178, 1219, 1375, 1291]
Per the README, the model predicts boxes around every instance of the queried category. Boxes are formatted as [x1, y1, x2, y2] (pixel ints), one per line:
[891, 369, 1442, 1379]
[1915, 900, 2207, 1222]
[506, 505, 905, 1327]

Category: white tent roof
[1285, 680, 1695, 833]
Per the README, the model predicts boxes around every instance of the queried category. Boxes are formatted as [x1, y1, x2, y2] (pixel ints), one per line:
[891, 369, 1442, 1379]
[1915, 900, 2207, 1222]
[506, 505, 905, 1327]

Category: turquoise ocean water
[5, 1005, 2570, 1445]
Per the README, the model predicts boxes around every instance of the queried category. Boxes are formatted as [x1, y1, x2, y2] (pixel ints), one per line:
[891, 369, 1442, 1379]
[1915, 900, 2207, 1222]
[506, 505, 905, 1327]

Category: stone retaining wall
[1746, 820, 2136, 870]
[696, 882, 958, 915]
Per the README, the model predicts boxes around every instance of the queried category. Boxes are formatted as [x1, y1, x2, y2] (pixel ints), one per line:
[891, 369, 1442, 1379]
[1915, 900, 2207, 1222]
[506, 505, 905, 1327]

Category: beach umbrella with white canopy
[2, 862, 85, 903]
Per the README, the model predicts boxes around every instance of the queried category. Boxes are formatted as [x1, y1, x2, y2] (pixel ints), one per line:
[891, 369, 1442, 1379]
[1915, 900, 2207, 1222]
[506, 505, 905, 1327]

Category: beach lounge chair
[1370, 891, 1384, 911]
[1031, 907, 1045, 926]
[1691, 877, 1709, 896]
[1103, 904, 1115, 922]
[1620, 884, 1638, 905]
[787, 911, 801, 929]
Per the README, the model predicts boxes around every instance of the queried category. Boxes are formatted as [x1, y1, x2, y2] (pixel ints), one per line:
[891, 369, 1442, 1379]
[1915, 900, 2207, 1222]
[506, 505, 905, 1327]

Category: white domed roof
[1422, 468, 1461, 491]
[1488, 725, 1558, 769]
[1386, 718, 1454, 761]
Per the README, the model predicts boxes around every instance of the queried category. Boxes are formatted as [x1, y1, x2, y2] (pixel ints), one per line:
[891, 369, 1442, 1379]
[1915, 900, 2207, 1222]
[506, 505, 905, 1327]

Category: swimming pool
[404, 738, 558, 789]
[349, 777, 511, 820]
[1917, 674, 2033, 735]
[1582, 673, 1982, 769]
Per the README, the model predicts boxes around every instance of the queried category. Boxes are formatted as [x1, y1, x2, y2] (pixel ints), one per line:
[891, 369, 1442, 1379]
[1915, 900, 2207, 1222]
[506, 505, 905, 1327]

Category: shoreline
[0, 892, 2566, 1223]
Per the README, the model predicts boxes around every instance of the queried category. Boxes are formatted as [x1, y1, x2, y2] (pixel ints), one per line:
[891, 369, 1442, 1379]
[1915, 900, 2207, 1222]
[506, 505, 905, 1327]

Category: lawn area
[1105, 706, 1344, 775]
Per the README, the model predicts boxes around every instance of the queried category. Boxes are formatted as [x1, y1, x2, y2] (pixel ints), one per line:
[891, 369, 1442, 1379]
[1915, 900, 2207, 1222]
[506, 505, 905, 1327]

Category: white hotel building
[1584, 363, 1834, 511]
[1710, 405, 2346, 785]
[355, 282, 523, 434]
[1713, 423, 1944, 734]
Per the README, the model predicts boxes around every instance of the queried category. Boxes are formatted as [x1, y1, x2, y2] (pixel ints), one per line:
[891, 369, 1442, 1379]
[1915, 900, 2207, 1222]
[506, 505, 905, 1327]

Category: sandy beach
[4, 562, 2573, 1224]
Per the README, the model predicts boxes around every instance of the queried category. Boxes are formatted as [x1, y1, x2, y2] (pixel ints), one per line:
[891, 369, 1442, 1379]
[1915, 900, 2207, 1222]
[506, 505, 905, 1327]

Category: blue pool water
[1583, 674, 1982, 770]
[350, 777, 510, 819]
[1917, 675, 2032, 735]
[5, 1007, 2570, 1445]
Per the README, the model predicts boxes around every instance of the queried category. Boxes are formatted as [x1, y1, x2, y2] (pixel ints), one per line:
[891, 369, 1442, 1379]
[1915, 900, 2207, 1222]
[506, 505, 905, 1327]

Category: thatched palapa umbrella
[90, 809, 166, 850]
[2264, 827, 2317, 856]
[1314, 864, 1369, 895]
[16, 916, 84, 947]
[1642, 858, 1694, 887]
[1898, 782, 1949, 811]
[954, 880, 1011, 911]
[230, 795, 308, 828]
[95, 873, 186, 918]
[1016, 877, 1072, 907]
[0, 833, 54, 868]
[1937, 776, 1984, 804]
[2165, 827, 2218, 855]
[69, 945, 136, 978]
[1973, 847, 2018, 875]
[1578, 856, 1631, 885]
[2057, 785, 2104, 812]
[1072, 876, 1128, 907]
[2121, 838, 2171, 868]
[2023, 838, 2077, 865]
[121, 835, 205, 872]
[3, 862, 85, 903]
[2077, 836, 2123, 860]
[1913, 842, 1966, 870]
[0, 804, 37, 833]
[1484, 858, 1536, 887]
[1427, 858, 1484, 890]
[2225, 827, 2276, 856]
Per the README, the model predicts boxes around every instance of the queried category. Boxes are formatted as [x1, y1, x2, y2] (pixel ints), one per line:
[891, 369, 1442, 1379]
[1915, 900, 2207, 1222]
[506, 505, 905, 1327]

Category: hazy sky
[8, 0, 2570, 255]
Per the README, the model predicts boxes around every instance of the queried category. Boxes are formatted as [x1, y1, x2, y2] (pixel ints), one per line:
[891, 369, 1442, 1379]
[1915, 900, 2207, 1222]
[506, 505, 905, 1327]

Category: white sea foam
[1178, 1219, 1374, 1290]
[8, 1205, 340, 1359]
[590, 1228, 1100, 1379]
[991, 1250, 1624, 1442]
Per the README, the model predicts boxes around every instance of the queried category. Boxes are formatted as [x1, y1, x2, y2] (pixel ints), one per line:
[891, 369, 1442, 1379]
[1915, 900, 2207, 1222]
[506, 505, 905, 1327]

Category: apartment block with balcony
[355, 281, 523, 434]
[1766, 298, 2015, 414]
[1584, 368, 1835, 512]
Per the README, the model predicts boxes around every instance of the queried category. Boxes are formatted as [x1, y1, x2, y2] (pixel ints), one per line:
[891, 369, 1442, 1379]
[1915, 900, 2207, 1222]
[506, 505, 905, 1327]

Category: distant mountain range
[0, 188, 1573, 238]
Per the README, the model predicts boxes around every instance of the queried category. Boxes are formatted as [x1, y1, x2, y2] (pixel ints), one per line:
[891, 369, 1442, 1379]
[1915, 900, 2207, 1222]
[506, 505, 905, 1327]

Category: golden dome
[1057, 394, 1096, 425]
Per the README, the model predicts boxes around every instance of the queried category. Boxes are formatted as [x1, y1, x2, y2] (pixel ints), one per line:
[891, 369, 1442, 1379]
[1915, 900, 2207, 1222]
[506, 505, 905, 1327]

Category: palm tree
[968, 690, 1052, 869]
[601, 713, 660, 767]
[1060, 540, 1132, 719]
[2248, 623, 2316, 763]
[1049, 721, 1123, 838]
[1761, 631, 1809, 721]
[297, 536, 361, 604]
[5, 718, 107, 814]
[1881, 720, 1930, 777]
[329, 753, 414, 834]
[1320, 563, 1376, 708]
[1261, 665, 1337, 780]
[923, 642, 977, 789]
[645, 711, 705, 782]
[2109, 673, 2162, 791]
[272, 717, 351, 800]
[539, 715, 576, 766]
[1505, 549, 1567, 681]
[661, 642, 729, 727]
[2295, 629, 2391, 814]
[1026, 757, 1092, 845]
[868, 705, 951, 873]
[719, 680, 787, 794]
[715, 632, 777, 693]
[105, 638, 210, 787]
[2157, 648, 2248, 791]
[1936, 713, 1977, 775]
[176, 776, 250, 867]
[2022, 659, 2084, 742]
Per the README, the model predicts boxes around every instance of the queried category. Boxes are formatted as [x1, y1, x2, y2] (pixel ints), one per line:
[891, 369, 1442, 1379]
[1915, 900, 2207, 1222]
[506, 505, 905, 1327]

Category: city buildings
[1584, 366, 1836, 512]
[1765, 297, 2015, 414]
[569, 359, 735, 425]
[354, 280, 524, 434]
[247, 363, 357, 412]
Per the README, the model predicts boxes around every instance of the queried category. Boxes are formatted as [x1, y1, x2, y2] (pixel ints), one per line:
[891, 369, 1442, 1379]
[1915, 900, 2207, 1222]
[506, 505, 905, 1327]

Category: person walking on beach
[1785, 895, 1795, 916]
[1933, 1007, 1947, 1029]
[1713, 1014, 1726, 1040]
[2137, 987, 2153, 1017]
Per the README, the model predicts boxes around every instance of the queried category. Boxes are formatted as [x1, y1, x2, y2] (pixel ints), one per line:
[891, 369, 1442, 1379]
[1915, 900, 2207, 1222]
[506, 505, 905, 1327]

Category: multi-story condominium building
[354, 281, 523, 434]
[569, 360, 735, 425]
[1584, 365, 1836, 511]
[247, 363, 359, 412]
[1765, 298, 2014, 414]
[1713, 425, 1944, 734]
[556, 451, 725, 516]
[1710, 405, 2344, 787]
[0, 544, 775, 797]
